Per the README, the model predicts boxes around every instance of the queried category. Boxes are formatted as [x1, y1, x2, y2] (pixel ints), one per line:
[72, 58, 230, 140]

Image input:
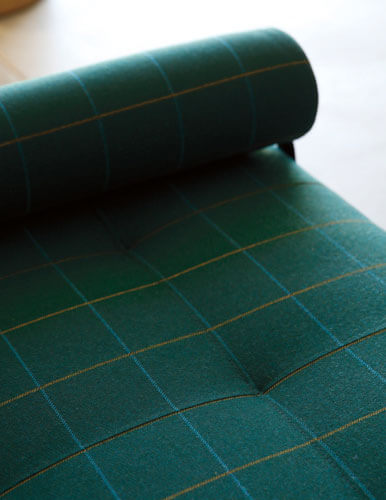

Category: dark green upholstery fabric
[1, 147, 385, 499]
[0, 28, 317, 219]
[0, 28, 385, 500]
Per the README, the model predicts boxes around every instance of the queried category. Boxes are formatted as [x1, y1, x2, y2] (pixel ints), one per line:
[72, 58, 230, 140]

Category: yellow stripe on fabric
[0, 250, 120, 283]
[0, 181, 319, 283]
[0, 60, 308, 150]
[2, 398, 384, 498]
[130, 181, 320, 248]
[0, 219, 369, 337]
[163, 407, 386, 499]
[0, 394, 257, 497]
[264, 327, 386, 394]
[1, 270, 384, 411]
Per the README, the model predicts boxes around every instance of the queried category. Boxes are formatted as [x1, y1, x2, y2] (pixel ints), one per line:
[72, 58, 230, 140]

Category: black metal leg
[278, 142, 295, 160]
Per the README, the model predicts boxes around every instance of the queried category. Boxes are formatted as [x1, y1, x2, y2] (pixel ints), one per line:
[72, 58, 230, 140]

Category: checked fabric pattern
[0, 28, 317, 219]
[0, 26, 385, 499]
[1, 147, 385, 498]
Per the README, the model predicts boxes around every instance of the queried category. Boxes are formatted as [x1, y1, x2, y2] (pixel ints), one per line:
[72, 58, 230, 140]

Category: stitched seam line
[1, 282, 384, 411]
[264, 327, 386, 393]
[3, 398, 384, 498]
[0, 181, 319, 283]
[0, 250, 120, 283]
[0, 394, 257, 497]
[130, 181, 321, 249]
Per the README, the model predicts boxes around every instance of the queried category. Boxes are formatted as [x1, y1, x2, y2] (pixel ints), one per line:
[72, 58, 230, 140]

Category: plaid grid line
[0, 59, 308, 151]
[0, 98, 31, 212]
[0, 394, 256, 497]
[145, 53, 185, 169]
[216, 36, 257, 149]
[0, 182, 332, 283]
[69, 71, 111, 190]
[163, 406, 385, 500]
[245, 169, 386, 287]
[173, 184, 384, 383]
[2, 396, 384, 497]
[1, 267, 384, 411]
[129, 181, 321, 248]
[1, 219, 369, 338]
[218, 35, 385, 289]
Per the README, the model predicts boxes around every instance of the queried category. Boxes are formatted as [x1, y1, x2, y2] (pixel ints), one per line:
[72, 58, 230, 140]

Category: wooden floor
[0, 0, 385, 228]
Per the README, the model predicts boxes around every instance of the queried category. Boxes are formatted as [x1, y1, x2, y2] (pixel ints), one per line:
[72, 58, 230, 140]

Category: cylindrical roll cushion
[0, 28, 318, 218]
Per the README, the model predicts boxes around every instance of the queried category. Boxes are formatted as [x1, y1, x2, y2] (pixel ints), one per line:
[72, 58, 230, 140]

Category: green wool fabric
[0, 28, 317, 218]
[0, 28, 385, 500]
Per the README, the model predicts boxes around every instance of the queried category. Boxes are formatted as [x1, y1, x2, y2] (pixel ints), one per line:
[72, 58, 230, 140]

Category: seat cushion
[1, 146, 385, 499]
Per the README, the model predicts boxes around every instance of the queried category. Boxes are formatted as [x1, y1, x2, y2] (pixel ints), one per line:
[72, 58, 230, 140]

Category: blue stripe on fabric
[145, 53, 185, 169]
[170, 183, 380, 497]
[0, 101, 119, 497]
[24, 228, 129, 352]
[132, 249, 255, 387]
[69, 71, 111, 190]
[245, 168, 386, 288]
[102, 206, 366, 500]
[219, 37, 385, 289]
[25, 227, 253, 500]
[267, 394, 376, 500]
[2, 334, 120, 499]
[0, 99, 31, 213]
[214, 38, 384, 384]
[170, 184, 385, 386]
[216, 37, 257, 149]
[130, 355, 252, 500]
